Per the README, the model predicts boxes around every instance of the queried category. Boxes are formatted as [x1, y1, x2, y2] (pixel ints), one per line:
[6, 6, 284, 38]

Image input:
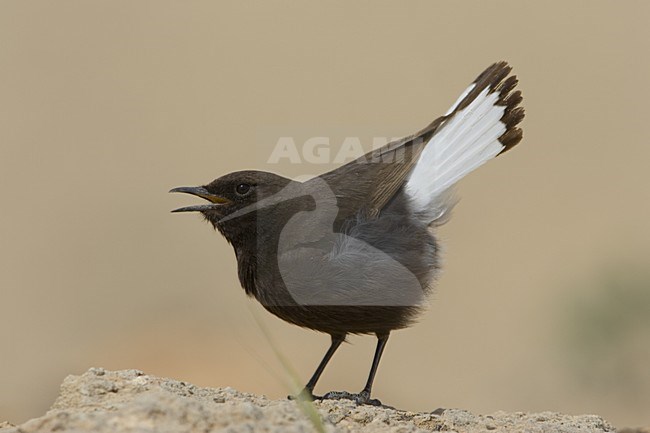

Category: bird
[170, 61, 524, 406]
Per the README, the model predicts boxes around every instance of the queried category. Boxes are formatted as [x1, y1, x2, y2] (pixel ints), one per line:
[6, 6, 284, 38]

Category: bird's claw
[321, 390, 382, 406]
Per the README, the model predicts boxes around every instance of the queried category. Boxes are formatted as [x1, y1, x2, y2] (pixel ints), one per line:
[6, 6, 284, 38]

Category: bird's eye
[235, 183, 251, 196]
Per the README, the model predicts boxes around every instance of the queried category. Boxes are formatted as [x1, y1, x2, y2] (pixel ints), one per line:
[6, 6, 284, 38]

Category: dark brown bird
[171, 61, 524, 405]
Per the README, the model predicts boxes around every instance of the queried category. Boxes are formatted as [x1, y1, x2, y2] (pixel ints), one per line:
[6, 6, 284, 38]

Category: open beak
[169, 186, 230, 213]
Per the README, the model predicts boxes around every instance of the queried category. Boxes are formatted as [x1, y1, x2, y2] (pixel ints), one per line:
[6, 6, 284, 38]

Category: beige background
[1, 0, 649, 427]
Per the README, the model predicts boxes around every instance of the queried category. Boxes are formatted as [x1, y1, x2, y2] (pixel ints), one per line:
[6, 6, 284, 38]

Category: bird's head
[170, 170, 298, 240]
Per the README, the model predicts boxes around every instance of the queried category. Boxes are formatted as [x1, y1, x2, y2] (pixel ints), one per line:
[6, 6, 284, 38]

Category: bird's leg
[323, 332, 389, 406]
[358, 332, 389, 404]
[289, 333, 345, 401]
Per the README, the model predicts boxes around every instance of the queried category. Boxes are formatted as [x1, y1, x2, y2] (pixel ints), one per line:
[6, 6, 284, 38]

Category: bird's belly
[254, 235, 437, 334]
[249, 207, 439, 334]
[263, 304, 423, 335]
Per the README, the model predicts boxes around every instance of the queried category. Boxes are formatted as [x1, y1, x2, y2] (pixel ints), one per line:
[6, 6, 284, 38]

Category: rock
[0, 368, 618, 433]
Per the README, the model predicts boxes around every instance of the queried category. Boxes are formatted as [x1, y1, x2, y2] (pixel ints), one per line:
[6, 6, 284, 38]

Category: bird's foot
[321, 390, 382, 406]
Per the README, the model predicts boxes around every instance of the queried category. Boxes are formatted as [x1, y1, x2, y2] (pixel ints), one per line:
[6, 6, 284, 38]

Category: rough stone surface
[0, 368, 620, 433]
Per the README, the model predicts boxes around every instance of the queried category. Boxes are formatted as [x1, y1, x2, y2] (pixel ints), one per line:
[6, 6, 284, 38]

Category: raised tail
[405, 61, 525, 225]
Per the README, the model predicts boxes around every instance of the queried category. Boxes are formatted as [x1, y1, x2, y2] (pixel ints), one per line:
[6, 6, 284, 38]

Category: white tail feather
[405, 85, 508, 223]
[444, 83, 476, 116]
